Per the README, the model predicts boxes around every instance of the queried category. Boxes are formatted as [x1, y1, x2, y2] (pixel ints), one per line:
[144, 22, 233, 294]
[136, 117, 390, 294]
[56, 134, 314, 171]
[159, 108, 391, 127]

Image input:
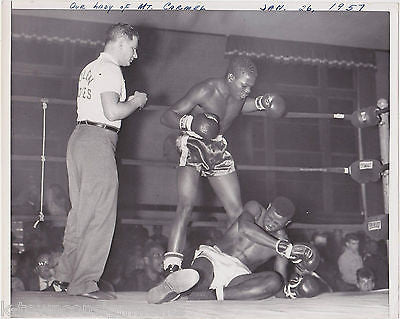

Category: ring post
[33, 98, 48, 229]
[377, 99, 389, 258]
[377, 99, 389, 215]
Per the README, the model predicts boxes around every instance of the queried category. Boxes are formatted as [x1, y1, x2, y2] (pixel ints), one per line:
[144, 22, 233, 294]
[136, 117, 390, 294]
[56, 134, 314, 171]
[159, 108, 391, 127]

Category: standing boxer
[51, 23, 148, 300]
[147, 197, 320, 303]
[160, 56, 286, 272]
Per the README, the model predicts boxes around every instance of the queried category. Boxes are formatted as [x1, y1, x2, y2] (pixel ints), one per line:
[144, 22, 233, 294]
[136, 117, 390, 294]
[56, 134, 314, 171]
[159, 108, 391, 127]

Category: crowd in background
[11, 217, 388, 294]
[11, 182, 389, 294]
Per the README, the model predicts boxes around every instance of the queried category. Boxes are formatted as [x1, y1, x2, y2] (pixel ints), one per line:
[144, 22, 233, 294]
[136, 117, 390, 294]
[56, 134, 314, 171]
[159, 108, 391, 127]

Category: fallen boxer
[147, 197, 320, 303]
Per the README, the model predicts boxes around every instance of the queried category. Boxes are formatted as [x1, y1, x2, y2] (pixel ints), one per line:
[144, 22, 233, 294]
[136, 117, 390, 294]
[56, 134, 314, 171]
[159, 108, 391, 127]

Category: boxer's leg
[148, 257, 213, 303]
[190, 257, 214, 291]
[185, 257, 218, 300]
[164, 166, 200, 271]
[223, 271, 283, 300]
[208, 171, 243, 226]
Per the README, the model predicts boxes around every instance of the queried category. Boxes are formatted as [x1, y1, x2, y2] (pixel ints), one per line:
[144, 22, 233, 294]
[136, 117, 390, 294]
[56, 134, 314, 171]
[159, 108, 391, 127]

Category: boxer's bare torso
[161, 75, 256, 132]
[217, 217, 288, 271]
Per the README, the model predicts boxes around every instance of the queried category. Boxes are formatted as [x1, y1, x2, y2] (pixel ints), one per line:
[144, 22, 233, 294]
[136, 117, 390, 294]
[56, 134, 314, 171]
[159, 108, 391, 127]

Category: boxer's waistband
[77, 120, 119, 133]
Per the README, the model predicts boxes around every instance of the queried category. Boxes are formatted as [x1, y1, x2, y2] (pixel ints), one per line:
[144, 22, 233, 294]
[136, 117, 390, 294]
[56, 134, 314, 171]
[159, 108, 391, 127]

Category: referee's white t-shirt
[76, 52, 126, 129]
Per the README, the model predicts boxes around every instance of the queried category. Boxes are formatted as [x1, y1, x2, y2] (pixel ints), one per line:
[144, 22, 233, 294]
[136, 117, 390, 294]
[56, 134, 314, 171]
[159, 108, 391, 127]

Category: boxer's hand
[179, 113, 220, 140]
[284, 274, 321, 299]
[128, 91, 148, 110]
[295, 245, 320, 274]
[275, 240, 318, 269]
[255, 94, 286, 118]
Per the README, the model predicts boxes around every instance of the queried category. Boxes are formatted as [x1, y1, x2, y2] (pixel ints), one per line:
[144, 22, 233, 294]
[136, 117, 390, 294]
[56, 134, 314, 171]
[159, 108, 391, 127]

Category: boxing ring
[9, 96, 393, 319]
[10, 289, 388, 318]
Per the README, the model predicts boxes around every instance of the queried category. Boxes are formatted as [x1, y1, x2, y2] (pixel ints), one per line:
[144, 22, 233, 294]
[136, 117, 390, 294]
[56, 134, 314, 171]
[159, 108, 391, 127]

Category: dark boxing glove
[255, 94, 286, 118]
[284, 274, 321, 299]
[275, 240, 319, 273]
[350, 106, 381, 128]
[295, 245, 320, 274]
[179, 113, 220, 140]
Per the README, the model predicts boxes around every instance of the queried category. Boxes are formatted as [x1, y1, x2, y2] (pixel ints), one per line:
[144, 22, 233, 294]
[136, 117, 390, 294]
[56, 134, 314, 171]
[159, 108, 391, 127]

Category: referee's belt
[77, 120, 120, 133]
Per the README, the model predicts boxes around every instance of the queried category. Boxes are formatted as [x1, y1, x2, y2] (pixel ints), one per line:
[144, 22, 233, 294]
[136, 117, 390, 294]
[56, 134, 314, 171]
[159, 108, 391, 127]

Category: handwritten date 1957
[260, 3, 366, 12]
[328, 3, 365, 11]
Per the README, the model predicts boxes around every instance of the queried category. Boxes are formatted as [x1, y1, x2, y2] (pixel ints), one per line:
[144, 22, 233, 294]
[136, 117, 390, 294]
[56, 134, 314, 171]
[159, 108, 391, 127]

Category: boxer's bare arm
[237, 201, 279, 249]
[160, 82, 213, 129]
[274, 253, 289, 280]
[273, 228, 290, 279]
[241, 97, 259, 113]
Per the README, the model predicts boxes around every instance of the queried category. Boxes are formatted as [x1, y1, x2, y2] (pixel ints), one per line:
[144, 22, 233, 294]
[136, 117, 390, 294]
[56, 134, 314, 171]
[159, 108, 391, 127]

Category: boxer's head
[226, 57, 257, 100]
[105, 23, 139, 67]
[262, 197, 295, 232]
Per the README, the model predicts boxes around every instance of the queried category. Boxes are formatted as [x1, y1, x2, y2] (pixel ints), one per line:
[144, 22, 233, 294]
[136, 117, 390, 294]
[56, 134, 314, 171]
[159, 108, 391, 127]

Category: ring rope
[12, 155, 386, 178]
[11, 96, 388, 123]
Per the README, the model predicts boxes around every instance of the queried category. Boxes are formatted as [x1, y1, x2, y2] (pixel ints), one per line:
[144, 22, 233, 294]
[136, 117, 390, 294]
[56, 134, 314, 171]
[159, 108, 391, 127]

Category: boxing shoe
[164, 264, 180, 275]
[163, 251, 183, 276]
[147, 269, 200, 304]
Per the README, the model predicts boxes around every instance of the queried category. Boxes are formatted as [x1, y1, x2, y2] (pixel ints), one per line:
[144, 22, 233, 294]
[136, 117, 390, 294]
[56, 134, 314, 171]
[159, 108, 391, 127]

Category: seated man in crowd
[147, 197, 320, 304]
[337, 233, 363, 291]
[309, 231, 339, 290]
[149, 225, 168, 250]
[356, 267, 375, 292]
[26, 249, 58, 291]
[132, 241, 166, 291]
[362, 238, 388, 289]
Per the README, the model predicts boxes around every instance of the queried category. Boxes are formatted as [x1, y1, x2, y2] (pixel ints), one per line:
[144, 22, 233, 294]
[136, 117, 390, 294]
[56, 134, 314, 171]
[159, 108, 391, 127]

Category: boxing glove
[350, 106, 380, 128]
[179, 113, 220, 140]
[295, 245, 320, 274]
[275, 240, 319, 273]
[255, 94, 286, 118]
[284, 274, 321, 299]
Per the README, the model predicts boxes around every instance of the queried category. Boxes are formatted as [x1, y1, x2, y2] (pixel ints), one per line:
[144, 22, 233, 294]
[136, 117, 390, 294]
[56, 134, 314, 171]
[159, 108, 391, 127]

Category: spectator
[23, 226, 51, 255]
[114, 245, 145, 291]
[149, 225, 168, 249]
[11, 253, 25, 292]
[16, 250, 36, 291]
[26, 249, 57, 291]
[132, 241, 165, 291]
[127, 225, 149, 247]
[356, 267, 375, 292]
[309, 231, 338, 291]
[363, 238, 389, 289]
[310, 232, 329, 260]
[336, 233, 363, 291]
